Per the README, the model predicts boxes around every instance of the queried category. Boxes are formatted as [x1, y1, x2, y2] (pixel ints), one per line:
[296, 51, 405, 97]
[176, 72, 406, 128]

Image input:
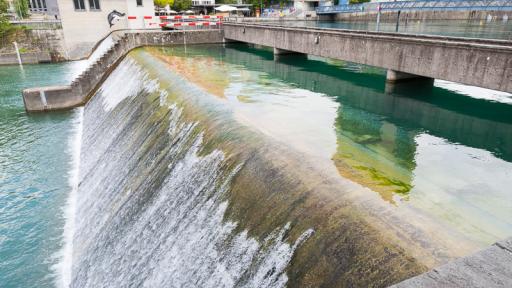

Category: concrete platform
[391, 237, 512, 288]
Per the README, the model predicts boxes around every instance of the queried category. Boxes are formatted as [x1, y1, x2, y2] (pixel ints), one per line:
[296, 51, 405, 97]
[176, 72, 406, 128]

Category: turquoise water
[0, 62, 84, 287]
[1, 42, 512, 287]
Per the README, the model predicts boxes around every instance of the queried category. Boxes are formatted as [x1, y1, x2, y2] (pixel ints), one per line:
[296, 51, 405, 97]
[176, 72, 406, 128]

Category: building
[27, 0, 60, 17]
[56, 0, 154, 59]
[5, 0, 60, 19]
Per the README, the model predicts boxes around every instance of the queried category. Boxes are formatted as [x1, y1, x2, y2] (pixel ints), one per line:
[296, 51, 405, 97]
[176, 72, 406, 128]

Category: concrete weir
[223, 23, 512, 93]
[22, 30, 224, 112]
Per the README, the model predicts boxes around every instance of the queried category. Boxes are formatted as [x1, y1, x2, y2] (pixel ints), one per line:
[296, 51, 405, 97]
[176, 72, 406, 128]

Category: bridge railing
[317, 0, 512, 14]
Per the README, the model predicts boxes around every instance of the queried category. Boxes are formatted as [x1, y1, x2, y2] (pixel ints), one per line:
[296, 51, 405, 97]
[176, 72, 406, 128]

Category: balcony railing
[317, 0, 512, 14]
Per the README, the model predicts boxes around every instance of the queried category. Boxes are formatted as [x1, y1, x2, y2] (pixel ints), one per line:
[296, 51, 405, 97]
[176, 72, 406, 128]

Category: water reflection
[148, 43, 512, 244]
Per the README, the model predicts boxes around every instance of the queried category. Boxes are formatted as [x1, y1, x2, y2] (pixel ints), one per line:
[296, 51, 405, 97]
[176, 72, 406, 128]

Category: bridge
[223, 23, 512, 93]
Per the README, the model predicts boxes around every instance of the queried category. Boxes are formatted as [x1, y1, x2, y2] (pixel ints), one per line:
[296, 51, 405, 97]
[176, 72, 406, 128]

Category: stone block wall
[0, 28, 67, 64]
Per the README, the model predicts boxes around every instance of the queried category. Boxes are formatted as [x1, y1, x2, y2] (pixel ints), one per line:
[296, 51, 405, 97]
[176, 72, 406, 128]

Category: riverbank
[0, 61, 86, 287]
[0, 27, 67, 65]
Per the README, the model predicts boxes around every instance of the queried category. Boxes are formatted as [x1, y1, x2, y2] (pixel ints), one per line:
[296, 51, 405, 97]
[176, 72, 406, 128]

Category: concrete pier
[385, 70, 435, 93]
[386, 70, 433, 83]
[23, 30, 224, 112]
[223, 23, 512, 93]
[273, 47, 306, 61]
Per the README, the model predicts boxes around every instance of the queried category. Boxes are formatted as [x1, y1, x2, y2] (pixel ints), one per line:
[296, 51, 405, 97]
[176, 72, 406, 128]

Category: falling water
[59, 43, 512, 287]
[65, 58, 314, 288]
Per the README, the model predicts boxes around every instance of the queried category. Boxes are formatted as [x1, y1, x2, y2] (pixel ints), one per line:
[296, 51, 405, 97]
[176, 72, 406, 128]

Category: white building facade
[57, 0, 154, 59]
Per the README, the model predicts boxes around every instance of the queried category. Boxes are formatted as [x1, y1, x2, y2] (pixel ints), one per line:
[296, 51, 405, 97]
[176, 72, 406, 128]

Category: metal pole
[260, 0, 263, 17]
[376, 4, 381, 32]
[395, 10, 401, 32]
[13, 42, 22, 66]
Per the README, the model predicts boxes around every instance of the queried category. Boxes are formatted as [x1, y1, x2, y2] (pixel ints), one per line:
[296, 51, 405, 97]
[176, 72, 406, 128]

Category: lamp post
[376, 4, 381, 31]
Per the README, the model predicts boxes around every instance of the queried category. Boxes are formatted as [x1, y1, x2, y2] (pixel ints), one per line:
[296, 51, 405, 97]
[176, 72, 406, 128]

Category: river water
[1, 43, 512, 287]
[0, 62, 85, 287]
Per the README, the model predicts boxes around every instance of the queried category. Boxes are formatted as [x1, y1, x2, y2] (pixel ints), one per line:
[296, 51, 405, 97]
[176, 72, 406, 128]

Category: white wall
[127, 0, 155, 29]
[57, 0, 155, 59]
[57, 0, 128, 59]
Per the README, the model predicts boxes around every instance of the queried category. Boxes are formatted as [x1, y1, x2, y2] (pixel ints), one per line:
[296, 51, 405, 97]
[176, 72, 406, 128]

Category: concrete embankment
[0, 29, 67, 65]
[391, 237, 512, 287]
[22, 30, 224, 112]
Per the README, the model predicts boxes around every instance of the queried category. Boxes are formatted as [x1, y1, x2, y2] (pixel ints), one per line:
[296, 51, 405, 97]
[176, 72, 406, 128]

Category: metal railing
[317, 0, 512, 14]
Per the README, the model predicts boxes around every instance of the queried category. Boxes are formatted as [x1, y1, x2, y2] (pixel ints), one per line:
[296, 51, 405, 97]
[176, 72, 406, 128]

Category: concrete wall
[0, 51, 52, 65]
[223, 23, 512, 93]
[126, 0, 155, 29]
[0, 29, 67, 64]
[23, 30, 224, 112]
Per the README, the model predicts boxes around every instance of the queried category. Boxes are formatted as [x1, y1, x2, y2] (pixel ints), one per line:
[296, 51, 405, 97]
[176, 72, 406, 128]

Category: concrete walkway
[391, 237, 512, 287]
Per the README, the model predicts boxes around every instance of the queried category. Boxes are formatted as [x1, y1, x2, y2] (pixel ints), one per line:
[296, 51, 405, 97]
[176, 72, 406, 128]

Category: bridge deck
[230, 23, 512, 48]
[223, 23, 512, 93]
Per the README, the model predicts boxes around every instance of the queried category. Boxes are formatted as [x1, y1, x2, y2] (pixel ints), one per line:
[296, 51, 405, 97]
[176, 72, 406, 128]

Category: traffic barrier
[127, 15, 223, 29]
[158, 15, 223, 20]
[126, 15, 223, 21]
[159, 21, 222, 27]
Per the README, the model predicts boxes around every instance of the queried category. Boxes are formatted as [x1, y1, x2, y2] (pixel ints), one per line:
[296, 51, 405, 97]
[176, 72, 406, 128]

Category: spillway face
[67, 47, 436, 288]
[71, 57, 313, 288]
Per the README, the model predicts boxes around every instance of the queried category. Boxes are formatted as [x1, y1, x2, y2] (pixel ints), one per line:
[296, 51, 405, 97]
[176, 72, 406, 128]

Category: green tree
[0, 0, 11, 38]
[217, 0, 237, 4]
[14, 0, 29, 19]
[349, 0, 370, 4]
[154, 0, 174, 8]
[173, 0, 191, 11]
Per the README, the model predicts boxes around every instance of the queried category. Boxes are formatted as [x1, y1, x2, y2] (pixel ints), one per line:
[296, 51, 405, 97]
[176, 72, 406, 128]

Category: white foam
[98, 58, 158, 112]
[52, 107, 83, 288]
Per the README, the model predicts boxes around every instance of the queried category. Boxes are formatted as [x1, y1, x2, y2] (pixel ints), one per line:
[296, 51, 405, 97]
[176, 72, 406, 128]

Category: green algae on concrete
[122, 43, 512, 286]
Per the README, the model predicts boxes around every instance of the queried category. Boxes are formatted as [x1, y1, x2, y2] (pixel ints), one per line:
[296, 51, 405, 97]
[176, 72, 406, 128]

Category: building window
[136, 0, 143, 6]
[89, 0, 100, 10]
[73, 0, 86, 10]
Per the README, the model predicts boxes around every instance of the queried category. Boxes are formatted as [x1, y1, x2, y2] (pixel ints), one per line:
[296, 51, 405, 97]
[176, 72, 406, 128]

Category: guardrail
[317, 0, 512, 14]
[126, 15, 224, 29]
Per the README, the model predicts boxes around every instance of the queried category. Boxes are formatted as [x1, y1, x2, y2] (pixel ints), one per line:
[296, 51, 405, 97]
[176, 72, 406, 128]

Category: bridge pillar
[273, 47, 306, 61]
[386, 69, 433, 83]
[385, 70, 434, 94]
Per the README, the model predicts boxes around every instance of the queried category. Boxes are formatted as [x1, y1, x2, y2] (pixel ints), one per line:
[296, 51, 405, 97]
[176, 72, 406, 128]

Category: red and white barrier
[127, 15, 223, 29]
[158, 15, 223, 20]
[159, 22, 222, 28]
[127, 15, 223, 20]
